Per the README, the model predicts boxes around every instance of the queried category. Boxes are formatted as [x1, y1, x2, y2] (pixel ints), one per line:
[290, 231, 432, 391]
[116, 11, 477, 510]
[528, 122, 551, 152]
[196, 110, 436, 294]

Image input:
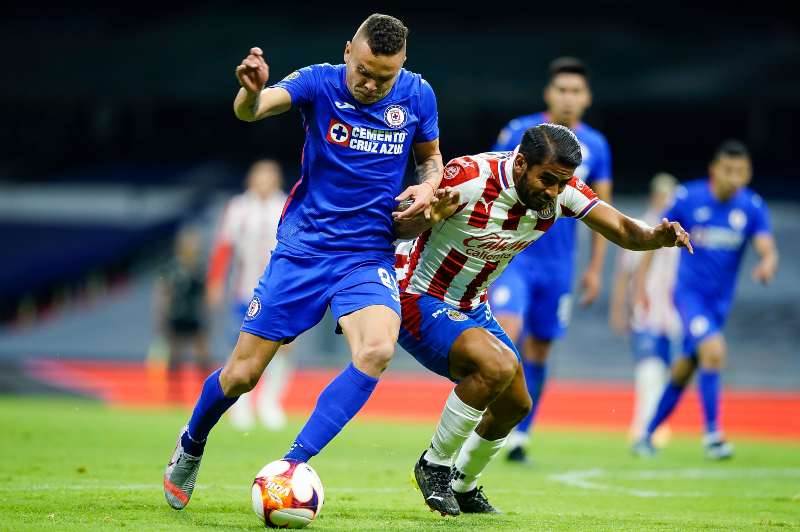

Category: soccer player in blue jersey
[489, 57, 613, 463]
[633, 140, 779, 460]
[163, 14, 444, 510]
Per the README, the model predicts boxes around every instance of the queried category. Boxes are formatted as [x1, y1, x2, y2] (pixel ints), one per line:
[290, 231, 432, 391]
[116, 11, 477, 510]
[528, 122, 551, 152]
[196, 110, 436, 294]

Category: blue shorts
[398, 292, 520, 381]
[673, 289, 729, 356]
[631, 330, 674, 366]
[488, 259, 573, 342]
[241, 243, 401, 343]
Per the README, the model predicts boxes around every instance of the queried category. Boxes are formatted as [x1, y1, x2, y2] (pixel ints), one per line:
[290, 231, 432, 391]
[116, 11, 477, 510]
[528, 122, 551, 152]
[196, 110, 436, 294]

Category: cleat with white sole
[163, 426, 203, 510]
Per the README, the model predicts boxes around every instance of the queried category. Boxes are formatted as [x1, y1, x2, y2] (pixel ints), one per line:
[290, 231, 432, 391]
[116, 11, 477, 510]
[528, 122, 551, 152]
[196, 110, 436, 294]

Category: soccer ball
[251, 459, 324, 529]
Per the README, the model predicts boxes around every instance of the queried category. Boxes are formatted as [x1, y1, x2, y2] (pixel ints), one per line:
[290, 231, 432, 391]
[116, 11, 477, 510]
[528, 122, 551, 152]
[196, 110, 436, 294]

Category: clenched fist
[236, 47, 269, 93]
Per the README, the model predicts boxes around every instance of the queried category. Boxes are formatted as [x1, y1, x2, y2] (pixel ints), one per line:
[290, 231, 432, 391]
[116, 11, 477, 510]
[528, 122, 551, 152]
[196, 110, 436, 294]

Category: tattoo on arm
[416, 157, 444, 186]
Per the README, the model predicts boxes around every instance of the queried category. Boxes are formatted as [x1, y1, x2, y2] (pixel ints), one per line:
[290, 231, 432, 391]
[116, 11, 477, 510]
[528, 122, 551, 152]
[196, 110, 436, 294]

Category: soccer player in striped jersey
[206, 160, 291, 431]
[490, 58, 613, 464]
[393, 124, 693, 516]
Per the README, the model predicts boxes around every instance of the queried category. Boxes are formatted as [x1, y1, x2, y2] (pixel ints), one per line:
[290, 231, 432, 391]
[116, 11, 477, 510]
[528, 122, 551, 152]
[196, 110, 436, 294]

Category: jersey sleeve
[748, 193, 772, 237]
[492, 120, 521, 151]
[663, 185, 688, 227]
[588, 135, 613, 185]
[271, 65, 320, 108]
[559, 177, 600, 219]
[413, 79, 439, 143]
[440, 157, 486, 206]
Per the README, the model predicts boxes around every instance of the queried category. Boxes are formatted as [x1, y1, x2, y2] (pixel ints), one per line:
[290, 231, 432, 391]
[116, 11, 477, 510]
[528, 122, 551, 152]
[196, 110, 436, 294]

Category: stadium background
[1, 5, 798, 430]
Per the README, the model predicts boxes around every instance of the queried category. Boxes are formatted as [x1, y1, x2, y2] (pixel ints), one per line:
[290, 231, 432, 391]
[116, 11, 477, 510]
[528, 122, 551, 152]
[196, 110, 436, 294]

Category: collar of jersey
[499, 147, 518, 190]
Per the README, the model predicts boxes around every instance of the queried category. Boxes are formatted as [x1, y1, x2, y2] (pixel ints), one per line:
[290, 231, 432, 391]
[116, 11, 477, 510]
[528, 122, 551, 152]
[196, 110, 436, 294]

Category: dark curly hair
[519, 124, 582, 169]
[358, 13, 408, 56]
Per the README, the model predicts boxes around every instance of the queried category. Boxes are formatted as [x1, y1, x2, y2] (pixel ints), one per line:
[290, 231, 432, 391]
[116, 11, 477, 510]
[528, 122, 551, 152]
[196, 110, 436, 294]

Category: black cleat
[506, 445, 532, 465]
[413, 451, 460, 516]
[453, 486, 499, 514]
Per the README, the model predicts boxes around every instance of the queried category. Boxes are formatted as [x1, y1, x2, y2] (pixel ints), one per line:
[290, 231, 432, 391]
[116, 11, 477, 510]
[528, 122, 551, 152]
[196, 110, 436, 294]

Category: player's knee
[477, 343, 517, 393]
[511, 393, 533, 425]
[220, 363, 260, 396]
[352, 339, 396, 375]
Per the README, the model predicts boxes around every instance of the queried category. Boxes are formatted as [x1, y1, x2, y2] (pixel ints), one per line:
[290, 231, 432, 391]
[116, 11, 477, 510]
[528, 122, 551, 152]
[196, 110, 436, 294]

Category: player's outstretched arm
[751, 234, 778, 284]
[233, 47, 292, 122]
[582, 202, 693, 253]
[394, 187, 460, 240]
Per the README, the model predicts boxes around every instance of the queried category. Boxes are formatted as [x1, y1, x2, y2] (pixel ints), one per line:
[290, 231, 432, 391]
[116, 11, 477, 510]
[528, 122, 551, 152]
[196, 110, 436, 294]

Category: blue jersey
[492, 112, 612, 272]
[273, 63, 439, 255]
[666, 179, 771, 306]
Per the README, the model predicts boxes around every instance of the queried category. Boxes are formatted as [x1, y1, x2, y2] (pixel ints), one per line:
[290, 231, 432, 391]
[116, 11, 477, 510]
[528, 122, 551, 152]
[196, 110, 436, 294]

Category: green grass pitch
[1, 397, 798, 530]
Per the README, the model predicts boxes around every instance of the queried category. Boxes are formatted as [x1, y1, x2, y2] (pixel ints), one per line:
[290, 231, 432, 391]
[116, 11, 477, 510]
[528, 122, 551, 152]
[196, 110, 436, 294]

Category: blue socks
[515, 361, 547, 434]
[182, 368, 238, 456]
[645, 380, 685, 438]
[284, 363, 378, 462]
[698, 369, 720, 434]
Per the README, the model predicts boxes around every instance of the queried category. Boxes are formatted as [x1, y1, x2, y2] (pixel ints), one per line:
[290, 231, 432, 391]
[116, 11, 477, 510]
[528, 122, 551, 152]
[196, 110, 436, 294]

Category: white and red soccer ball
[251, 459, 324, 529]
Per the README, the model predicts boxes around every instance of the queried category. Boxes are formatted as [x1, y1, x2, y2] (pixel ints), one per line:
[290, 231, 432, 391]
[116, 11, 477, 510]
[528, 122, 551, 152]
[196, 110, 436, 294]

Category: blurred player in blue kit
[634, 140, 779, 460]
[489, 58, 613, 463]
[164, 13, 445, 510]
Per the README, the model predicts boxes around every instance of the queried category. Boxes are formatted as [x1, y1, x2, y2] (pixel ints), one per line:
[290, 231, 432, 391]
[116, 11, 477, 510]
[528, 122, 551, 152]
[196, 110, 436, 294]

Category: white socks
[424, 389, 485, 467]
[258, 352, 291, 430]
[452, 431, 507, 493]
[631, 356, 669, 438]
[506, 429, 529, 450]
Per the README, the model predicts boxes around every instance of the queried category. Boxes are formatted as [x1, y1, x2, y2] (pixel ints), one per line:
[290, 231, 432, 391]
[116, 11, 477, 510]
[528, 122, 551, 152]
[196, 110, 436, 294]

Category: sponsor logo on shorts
[245, 296, 261, 320]
[431, 308, 468, 321]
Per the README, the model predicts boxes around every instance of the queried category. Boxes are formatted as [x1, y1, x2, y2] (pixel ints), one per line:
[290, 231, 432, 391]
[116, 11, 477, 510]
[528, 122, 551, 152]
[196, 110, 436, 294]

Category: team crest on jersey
[728, 209, 747, 231]
[444, 164, 461, 180]
[326, 119, 352, 146]
[384, 105, 407, 129]
[283, 71, 301, 81]
[536, 203, 556, 219]
[245, 296, 261, 320]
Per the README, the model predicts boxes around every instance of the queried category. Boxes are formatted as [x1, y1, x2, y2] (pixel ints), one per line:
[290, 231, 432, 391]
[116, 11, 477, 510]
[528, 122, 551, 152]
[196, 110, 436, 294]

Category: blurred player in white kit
[206, 160, 291, 430]
[609, 172, 680, 445]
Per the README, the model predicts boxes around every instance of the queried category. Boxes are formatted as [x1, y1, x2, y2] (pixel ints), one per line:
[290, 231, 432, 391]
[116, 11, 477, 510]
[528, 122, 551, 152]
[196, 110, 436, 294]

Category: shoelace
[473, 487, 493, 509]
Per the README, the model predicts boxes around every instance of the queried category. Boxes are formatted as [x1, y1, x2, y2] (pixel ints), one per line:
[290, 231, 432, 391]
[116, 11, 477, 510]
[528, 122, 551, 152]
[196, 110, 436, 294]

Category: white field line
[549, 467, 800, 498]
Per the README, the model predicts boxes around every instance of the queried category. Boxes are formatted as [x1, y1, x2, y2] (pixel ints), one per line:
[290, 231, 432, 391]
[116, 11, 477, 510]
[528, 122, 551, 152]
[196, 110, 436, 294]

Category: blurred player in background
[394, 124, 692, 516]
[609, 172, 680, 446]
[164, 13, 444, 510]
[154, 228, 212, 403]
[207, 160, 290, 431]
[489, 57, 613, 463]
[634, 140, 779, 460]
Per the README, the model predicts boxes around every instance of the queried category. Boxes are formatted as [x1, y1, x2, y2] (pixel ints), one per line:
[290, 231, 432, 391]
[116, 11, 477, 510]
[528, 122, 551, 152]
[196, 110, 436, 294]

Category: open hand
[393, 182, 436, 221]
[236, 47, 269, 93]
[656, 218, 693, 254]
[429, 187, 461, 223]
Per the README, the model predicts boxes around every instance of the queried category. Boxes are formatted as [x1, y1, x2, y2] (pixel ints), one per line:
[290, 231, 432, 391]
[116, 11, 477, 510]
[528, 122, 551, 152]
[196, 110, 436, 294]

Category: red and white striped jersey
[208, 190, 287, 302]
[396, 151, 600, 310]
